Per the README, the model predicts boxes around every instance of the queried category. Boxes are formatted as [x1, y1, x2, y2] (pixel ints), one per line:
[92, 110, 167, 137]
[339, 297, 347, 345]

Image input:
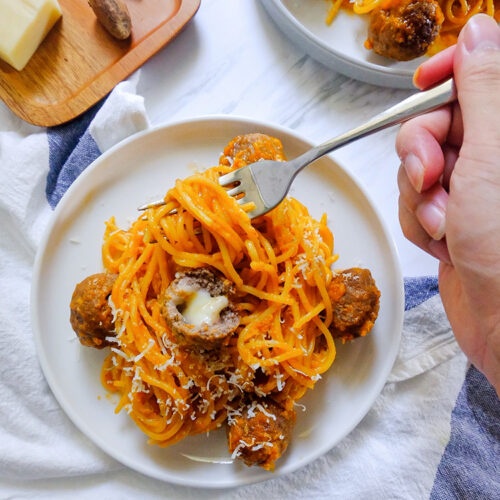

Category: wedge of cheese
[0, 0, 62, 71]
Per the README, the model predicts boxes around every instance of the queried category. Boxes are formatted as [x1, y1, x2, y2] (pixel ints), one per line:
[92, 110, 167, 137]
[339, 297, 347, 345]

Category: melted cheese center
[182, 290, 228, 326]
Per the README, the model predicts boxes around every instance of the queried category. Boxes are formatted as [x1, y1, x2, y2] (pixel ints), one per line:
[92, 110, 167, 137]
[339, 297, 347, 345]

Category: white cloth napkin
[0, 74, 472, 499]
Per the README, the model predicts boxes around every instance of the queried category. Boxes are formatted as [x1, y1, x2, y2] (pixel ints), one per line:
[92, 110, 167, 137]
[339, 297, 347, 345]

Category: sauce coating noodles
[100, 135, 340, 448]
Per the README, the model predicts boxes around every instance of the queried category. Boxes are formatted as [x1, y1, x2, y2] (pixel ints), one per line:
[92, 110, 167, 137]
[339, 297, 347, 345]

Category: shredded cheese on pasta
[100, 136, 341, 448]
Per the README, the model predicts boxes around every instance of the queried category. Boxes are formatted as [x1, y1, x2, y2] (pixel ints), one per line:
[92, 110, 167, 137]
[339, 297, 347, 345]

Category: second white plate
[262, 0, 423, 88]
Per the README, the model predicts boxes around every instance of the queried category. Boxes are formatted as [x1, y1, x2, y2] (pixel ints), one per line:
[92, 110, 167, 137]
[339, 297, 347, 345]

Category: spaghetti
[94, 134, 365, 469]
[431, 0, 500, 53]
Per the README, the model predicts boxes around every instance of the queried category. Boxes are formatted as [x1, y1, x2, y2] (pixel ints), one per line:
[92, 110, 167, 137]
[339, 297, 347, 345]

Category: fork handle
[287, 78, 457, 174]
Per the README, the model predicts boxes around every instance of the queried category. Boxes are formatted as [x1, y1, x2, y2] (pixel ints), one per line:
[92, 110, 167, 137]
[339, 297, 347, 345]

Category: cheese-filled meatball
[161, 268, 239, 349]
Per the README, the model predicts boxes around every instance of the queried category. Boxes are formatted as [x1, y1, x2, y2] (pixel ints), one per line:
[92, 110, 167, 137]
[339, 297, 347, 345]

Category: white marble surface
[137, 0, 439, 278]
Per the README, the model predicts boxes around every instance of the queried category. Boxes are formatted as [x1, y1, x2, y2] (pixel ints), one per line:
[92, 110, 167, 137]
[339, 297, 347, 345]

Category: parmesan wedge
[0, 0, 62, 71]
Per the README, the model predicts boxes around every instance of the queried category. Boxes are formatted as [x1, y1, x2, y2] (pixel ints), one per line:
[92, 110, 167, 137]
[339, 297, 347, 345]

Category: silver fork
[219, 78, 456, 219]
[139, 79, 456, 217]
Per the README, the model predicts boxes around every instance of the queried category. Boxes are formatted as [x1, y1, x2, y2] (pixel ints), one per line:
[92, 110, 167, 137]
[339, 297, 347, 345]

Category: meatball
[219, 133, 286, 168]
[366, 0, 443, 61]
[160, 268, 239, 349]
[328, 268, 380, 342]
[227, 398, 296, 470]
[70, 273, 117, 348]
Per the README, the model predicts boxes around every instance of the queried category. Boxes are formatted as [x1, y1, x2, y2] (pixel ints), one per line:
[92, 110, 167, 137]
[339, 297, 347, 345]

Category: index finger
[413, 45, 456, 90]
[396, 107, 452, 192]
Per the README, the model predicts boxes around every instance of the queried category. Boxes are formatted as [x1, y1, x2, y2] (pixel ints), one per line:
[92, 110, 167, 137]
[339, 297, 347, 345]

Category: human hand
[396, 14, 500, 394]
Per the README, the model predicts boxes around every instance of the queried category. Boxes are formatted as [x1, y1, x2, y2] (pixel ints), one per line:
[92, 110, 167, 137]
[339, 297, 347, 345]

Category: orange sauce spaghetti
[100, 136, 340, 449]
[431, 0, 500, 53]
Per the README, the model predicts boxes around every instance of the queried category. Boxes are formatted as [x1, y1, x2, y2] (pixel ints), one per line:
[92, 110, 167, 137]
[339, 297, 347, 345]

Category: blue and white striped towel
[0, 76, 498, 499]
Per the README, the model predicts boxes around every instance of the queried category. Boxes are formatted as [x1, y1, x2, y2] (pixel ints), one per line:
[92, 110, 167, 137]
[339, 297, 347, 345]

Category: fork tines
[219, 167, 266, 218]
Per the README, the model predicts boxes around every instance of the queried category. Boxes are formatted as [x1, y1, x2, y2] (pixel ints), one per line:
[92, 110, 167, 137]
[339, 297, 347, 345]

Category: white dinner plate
[31, 116, 404, 488]
[261, 0, 423, 89]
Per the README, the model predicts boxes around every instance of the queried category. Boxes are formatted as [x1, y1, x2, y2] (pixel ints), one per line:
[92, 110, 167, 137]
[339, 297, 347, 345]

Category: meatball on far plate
[328, 268, 381, 343]
[366, 0, 444, 61]
[161, 267, 240, 349]
[227, 398, 296, 470]
[70, 273, 117, 348]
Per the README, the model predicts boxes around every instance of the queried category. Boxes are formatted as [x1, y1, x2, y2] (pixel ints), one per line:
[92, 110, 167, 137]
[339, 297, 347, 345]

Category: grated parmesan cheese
[131, 367, 149, 394]
[251, 444, 264, 451]
[225, 405, 243, 426]
[246, 401, 277, 421]
[182, 378, 195, 390]
[274, 372, 285, 392]
[111, 347, 132, 362]
[133, 338, 155, 363]
[254, 386, 267, 397]
[256, 403, 277, 421]
[154, 356, 179, 371]
[116, 311, 129, 337]
[293, 401, 307, 412]
[198, 398, 210, 415]
[230, 439, 254, 459]
[108, 296, 120, 324]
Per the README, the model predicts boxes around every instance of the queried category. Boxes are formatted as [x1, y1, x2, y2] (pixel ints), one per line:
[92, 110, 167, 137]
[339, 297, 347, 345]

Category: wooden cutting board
[0, 0, 200, 127]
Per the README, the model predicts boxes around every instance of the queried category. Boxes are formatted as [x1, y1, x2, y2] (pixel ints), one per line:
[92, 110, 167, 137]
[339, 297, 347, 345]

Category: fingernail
[412, 66, 422, 89]
[417, 203, 446, 240]
[463, 14, 500, 53]
[404, 154, 424, 192]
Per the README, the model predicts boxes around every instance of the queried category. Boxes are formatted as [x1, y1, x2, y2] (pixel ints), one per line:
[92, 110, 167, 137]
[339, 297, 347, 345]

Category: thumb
[454, 14, 500, 162]
[446, 14, 500, 274]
